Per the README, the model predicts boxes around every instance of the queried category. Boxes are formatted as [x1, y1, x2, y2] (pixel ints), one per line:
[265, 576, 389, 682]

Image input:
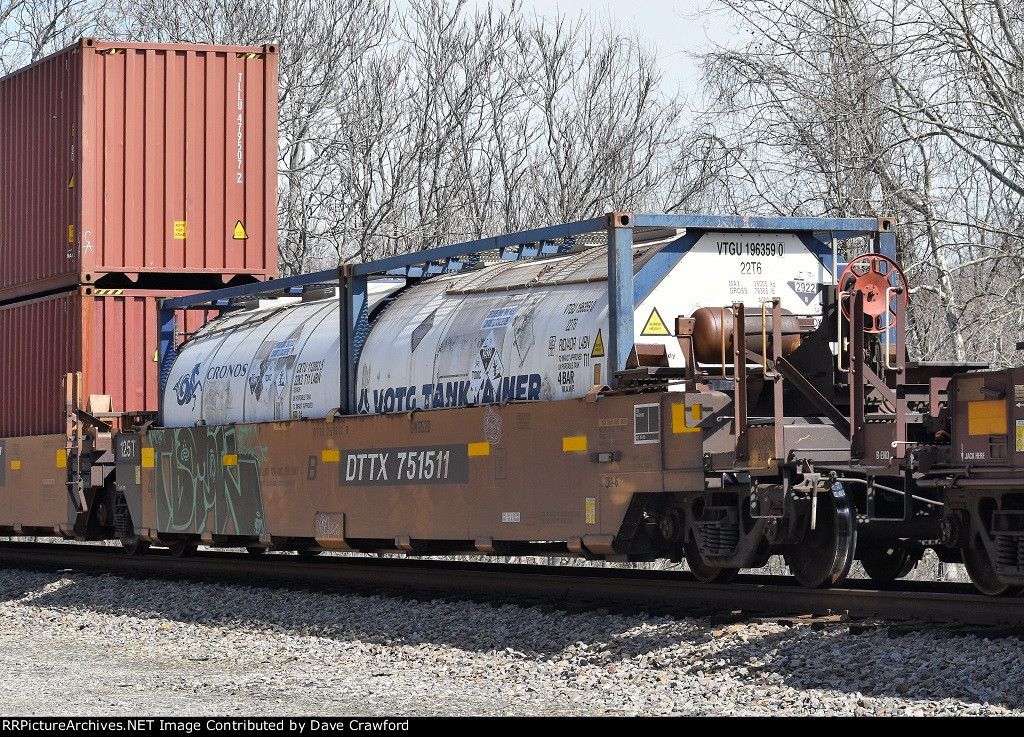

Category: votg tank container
[161, 229, 832, 426]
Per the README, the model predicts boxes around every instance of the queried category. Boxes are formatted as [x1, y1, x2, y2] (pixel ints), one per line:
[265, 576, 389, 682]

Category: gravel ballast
[0, 568, 1021, 716]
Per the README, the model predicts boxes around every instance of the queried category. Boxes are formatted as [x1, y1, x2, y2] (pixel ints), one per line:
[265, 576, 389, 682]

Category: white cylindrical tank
[161, 283, 401, 427]
[356, 229, 829, 413]
[162, 230, 831, 426]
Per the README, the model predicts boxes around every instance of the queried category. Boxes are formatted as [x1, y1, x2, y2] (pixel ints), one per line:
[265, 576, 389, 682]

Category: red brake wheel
[837, 253, 908, 333]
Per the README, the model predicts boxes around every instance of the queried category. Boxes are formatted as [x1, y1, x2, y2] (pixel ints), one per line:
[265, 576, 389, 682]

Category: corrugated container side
[0, 287, 212, 437]
[0, 38, 279, 301]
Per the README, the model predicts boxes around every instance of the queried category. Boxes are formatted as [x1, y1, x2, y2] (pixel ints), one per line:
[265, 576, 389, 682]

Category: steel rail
[0, 541, 1018, 629]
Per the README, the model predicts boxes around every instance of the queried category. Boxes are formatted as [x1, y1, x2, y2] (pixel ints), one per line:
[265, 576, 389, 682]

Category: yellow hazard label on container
[68, 225, 74, 243]
[233, 220, 248, 240]
[173, 221, 187, 239]
[68, 174, 74, 188]
[641, 307, 670, 336]
[591, 329, 605, 357]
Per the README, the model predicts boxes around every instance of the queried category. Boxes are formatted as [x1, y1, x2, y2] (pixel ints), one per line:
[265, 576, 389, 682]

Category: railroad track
[0, 540, 1019, 633]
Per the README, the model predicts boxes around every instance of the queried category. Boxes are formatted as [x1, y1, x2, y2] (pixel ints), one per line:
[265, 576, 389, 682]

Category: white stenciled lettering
[236, 73, 244, 183]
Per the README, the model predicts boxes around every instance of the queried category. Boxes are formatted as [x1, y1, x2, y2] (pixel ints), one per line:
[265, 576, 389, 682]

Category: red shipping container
[0, 287, 214, 437]
[0, 38, 279, 300]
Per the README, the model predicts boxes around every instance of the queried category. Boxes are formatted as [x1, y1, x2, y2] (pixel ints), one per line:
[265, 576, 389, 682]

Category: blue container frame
[158, 212, 896, 418]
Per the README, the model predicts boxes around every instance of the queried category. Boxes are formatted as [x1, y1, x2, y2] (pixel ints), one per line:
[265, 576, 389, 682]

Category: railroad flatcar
[2, 212, 1022, 597]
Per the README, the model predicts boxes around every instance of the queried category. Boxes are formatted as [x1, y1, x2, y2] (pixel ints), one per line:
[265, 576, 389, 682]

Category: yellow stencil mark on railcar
[56, 450, 67, 468]
[672, 403, 702, 433]
[641, 307, 670, 336]
[141, 448, 155, 468]
[68, 225, 74, 243]
[233, 220, 248, 240]
[222, 454, 238, 466]
[322, 449, 340, 463]
[68, 174, 74, 188]
[10, 461, 20, 470]
[967, 399, 1007, 436]
[562, 435, 587, 452]
[585, 497, 596, 524]
[468, 442, 490, 457]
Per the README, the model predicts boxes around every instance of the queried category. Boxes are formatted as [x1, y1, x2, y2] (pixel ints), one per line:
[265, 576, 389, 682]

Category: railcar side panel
[0, 435, 72, 533]
[133, 393, 710, 549]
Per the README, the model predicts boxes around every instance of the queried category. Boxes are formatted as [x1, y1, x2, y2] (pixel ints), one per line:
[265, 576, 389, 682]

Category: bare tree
[515, 9, 694, 222]
[12, 0, 724, 277]
[0, 0, 108, 71]
[699, 0, 1024, 364]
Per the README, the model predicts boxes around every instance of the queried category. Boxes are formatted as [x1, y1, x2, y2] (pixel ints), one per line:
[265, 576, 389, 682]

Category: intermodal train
[1, 41, 1021, 597]
[1, 209, 1021, 597]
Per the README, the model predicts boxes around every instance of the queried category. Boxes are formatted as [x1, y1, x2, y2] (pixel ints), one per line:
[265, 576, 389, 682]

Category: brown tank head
[690, 306, 806, 366]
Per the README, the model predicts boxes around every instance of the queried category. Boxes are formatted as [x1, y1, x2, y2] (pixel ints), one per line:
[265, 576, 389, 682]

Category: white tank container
[162, 230, 830, 426]
[161, 283, 400, 427]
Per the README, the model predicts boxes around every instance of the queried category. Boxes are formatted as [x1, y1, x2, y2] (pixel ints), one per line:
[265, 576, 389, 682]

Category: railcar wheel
[860, 544, 916, 582]
[683, 538, 739, 583]
[962, 546, 1021, 597]
[120, 536, 150, 556]
[168, 541, 198, 558]
[784, 485, 857, 589]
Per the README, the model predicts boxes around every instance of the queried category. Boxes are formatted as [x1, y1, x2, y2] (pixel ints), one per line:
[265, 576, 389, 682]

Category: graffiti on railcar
[149, 425, 268, 536]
